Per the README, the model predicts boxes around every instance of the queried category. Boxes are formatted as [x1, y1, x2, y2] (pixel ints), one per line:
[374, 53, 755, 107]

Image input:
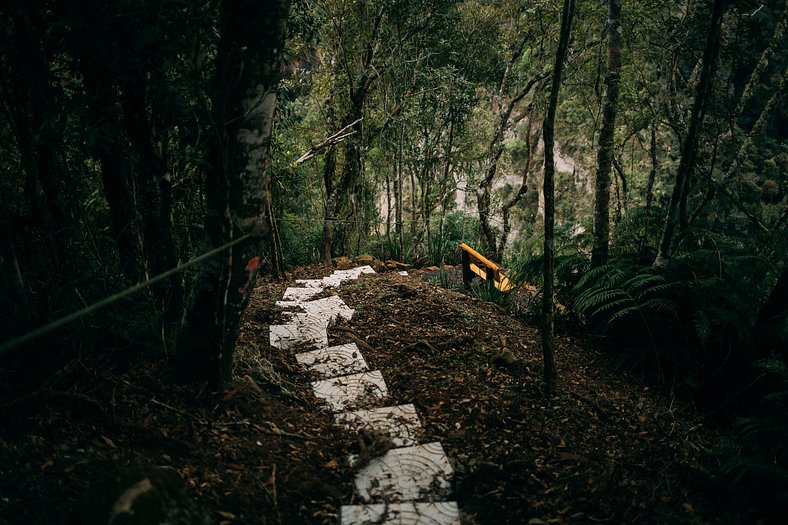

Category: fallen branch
[292, 118, 362, 166]
[330, 326, 376, 353]
[150, 397, 203, 423]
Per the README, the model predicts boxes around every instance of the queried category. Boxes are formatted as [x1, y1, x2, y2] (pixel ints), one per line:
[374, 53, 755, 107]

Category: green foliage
[574, 265, 676, 328]
[723, 358, 788, 519]
[277, 215, 322, 266]
[468, 277, 511, 308]
[507, 222, 591, 309]
[570, 229, 775, 399]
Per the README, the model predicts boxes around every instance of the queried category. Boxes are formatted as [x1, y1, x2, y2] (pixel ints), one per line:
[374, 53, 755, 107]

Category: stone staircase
[269, 266, 460, 524]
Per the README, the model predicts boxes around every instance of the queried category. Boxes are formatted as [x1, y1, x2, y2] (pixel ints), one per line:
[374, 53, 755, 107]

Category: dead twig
[330, 326, 376, 353]
[292, 118, 362, 166]
[150, 397, 203, 423]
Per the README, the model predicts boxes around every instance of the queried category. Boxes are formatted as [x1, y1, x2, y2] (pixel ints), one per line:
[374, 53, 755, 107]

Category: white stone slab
[354, 265, 377, 275]
[295, 343, 368, 379]
[341, 502, 460, 525]
[336, 404, 422, 447]
[269, 323, 327, 351]
[275, 300, 300, 308]
[312, 370, 388, 411]
[294, 279, 324, 288]
[282, 287, 323, 302]
[321, 266, 374, 288]
[282, 312, 331, 329]
[320, 274, 344, 288]
[354, 442, 453, 502]
[300, 295, 354, 323]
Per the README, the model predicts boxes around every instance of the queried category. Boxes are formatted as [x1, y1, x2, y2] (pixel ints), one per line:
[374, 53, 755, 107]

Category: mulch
[330, 269, 749, 524]
[0, 263, 752, 524]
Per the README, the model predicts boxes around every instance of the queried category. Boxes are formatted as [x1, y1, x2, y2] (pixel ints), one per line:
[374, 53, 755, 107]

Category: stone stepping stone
[340, 502, 460, 525]
[335, 404, 422, 448]
[282, 286, 324, 302]
[295, 343, 368, 379]
[269, 323, 327, 351]
[299, 295, 354, 323]
[322, 266, 376, 287]
[294, 279, 325, 288]
[283, 312, 331, 329]
[312, 370, 388, 411]
[354, 442, 454, 503]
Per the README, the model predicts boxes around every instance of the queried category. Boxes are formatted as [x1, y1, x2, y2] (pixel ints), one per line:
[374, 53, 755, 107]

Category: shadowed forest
[1, 0, 786, 523]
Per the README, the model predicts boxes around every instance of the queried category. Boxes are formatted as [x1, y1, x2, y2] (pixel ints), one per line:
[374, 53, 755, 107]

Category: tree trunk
[320, 147, 337, 264]
[498, 103, 538, 257]
[477, 55, 551, 262]
[591, 0, 622, 268]
[639, 120, 659, 256]
[121, 70, 182, 314]
[395, 126, 404, 258]
[9, 6, 78, 271]
[176, 0, 290, 387]
[654, 0, 729, 268]
[81, 70, 147, 284]
[542, 0, 575, 394]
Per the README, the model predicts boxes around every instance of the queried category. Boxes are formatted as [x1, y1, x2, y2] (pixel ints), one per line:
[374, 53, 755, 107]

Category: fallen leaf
[100, 435, 117, 449]
[324, 459, 339, 469]
[40, 459, 54, 470]
[454, 376, 464, 383]
[222, 389, 238, 402]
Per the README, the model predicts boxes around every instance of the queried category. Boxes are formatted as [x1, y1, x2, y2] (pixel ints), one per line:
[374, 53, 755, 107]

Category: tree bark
[477, 55, 551, 262]
[395, 126, 404, 257]
[542, 0, 575, 394]
[639, 120, 659, 256]
[498, 103, 538, 258]
[654, 0, 729, 268]
[176, 0, 290, 386]
[591, 0, 622, 268]
[121, 70, 183, 315]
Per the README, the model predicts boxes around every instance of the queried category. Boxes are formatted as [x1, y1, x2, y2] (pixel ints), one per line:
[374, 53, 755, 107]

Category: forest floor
[0, 263, 753, 524]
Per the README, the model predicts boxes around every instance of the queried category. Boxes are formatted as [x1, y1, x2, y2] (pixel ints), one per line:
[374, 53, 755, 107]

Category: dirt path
[327, 270, 744, 524]
[0, 264, 749, 524]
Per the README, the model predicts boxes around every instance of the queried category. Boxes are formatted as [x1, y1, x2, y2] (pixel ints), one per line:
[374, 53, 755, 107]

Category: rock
[68, 465, 209, 525]
[333, 256, 353, 270]
[493, 349, 523, 372]
[354, 255, 374, 265]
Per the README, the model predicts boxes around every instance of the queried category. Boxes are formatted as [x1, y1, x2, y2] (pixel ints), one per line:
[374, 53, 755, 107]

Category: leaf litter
[0, 263, 748, 524]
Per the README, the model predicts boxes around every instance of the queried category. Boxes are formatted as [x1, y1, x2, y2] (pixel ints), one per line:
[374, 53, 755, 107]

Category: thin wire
[274, 213, 509, 227]
[3, 211, 503, 353]
[0, 233, 254, 355]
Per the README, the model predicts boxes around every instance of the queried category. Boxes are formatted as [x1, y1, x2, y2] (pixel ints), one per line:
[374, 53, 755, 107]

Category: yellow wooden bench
[459, 243, 515, 293]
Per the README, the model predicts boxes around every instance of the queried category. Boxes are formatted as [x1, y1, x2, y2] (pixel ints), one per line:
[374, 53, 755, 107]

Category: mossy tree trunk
[591, 0, 623, 268]
[176, 0, 290, 387]
[654, 0, 729, 268]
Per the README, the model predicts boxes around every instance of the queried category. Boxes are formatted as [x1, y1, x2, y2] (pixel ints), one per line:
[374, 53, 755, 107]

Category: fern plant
[574, 264, 676, 330]
[573, 262, 678, 377]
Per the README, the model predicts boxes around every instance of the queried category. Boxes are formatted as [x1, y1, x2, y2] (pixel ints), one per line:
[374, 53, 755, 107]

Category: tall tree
[653, 0, 729, 268]
[542, 0, 575, 394]
[176, 0, 291, 386]
[476, 19, 551, 262]
[591, 0, 623, 267]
